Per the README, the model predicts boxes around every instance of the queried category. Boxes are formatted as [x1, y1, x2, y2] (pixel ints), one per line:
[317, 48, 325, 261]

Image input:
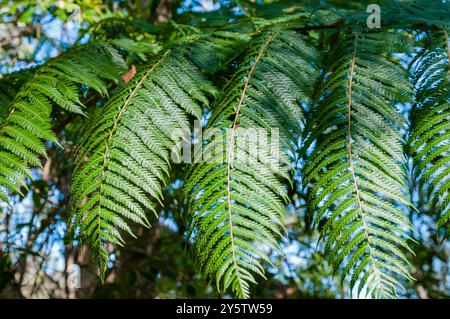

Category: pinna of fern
[68, 38, 224, 279]
[0, 43, 126, 205]
[409, 28, 450, 235]
[303, 29, 415, 298]
[184, 30, 318, 298]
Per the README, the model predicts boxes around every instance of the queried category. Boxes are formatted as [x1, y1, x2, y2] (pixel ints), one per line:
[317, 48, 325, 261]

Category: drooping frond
[0, 44, 126, 204]
[304, 30, 414, 298]
[409, 28, 450, 234]
[69, 45, 218, 279]
[184, 31, 318, 298]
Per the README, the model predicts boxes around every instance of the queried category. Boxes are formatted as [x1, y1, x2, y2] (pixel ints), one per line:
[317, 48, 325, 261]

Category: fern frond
[304, 30, 414, 298]
[0, 44, 126, 204]
[186, 31, 252, 74]
[184, 31, 318, 298]
[0, 69, 34, 123]
[69, 45, 218, 279]
[409, 28, 450, 233]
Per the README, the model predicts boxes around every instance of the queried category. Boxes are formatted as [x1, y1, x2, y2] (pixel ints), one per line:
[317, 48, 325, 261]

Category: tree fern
[409, 28, 450, 234]
[69, 44, 218, 279]
[303, 30, 415, 298]
[2, 1, 449, 299]
[184, 31, 318, 298]
[0, 44, 126, 204]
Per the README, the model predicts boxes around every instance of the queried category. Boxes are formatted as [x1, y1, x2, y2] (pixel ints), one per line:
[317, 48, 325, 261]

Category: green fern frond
[409, 28, 450, 233]
[69, 45, 218, 279]
[0, 44, 126, 204]
[304, 30, 414, 298]
[0, 69, 34, 123]
[184, 31, 318, 298]
[186, 31, 251, 74]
